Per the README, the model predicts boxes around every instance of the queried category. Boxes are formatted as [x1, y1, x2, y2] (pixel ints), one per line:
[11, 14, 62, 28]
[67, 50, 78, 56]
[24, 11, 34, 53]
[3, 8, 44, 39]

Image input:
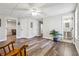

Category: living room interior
[0, 3, 79, 56]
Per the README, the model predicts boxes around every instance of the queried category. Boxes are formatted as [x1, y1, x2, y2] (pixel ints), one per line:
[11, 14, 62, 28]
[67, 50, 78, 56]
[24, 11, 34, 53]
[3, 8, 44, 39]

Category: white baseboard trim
[0, 39, 7, 42]
[61, 40, 73, 43]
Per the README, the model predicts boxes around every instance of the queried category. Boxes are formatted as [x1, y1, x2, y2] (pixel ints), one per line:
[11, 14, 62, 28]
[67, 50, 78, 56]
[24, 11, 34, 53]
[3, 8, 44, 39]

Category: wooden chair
[17, 45, 28, 56]
[0, 41, 28, 56]
[0, 41, 20, 56]
[0, 53, 2, 56]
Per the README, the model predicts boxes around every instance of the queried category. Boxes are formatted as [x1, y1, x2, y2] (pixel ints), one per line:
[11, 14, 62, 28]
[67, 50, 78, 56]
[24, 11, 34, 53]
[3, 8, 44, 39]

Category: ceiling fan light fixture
[30, 8, 41, 16]
[32, 12, 40, 16]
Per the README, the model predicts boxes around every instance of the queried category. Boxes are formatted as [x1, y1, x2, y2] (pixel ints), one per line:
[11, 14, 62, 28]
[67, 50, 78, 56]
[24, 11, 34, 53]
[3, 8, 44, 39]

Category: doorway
[6, 19, 16, 41]
[39, 21, 43, 37]
[62, 16, 74, 43]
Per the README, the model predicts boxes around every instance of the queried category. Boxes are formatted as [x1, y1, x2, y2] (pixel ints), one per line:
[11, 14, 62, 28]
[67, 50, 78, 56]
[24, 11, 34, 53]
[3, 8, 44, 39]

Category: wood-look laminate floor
[1, 35, 79, 56]
[26, 37, 78, 56]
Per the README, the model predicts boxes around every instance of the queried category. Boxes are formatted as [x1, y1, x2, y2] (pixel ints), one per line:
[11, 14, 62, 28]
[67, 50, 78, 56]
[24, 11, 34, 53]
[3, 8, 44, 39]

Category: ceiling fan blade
[14, 8, 29, 10]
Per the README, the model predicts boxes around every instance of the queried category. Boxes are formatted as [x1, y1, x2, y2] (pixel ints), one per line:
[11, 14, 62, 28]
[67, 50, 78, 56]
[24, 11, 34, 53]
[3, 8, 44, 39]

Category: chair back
[19, 45, 28, 56]
[0, 41, 15, 55]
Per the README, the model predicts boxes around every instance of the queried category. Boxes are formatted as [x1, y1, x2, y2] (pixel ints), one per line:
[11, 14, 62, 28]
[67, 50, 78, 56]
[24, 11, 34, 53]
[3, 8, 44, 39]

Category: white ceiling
[0, 3, 76, 18]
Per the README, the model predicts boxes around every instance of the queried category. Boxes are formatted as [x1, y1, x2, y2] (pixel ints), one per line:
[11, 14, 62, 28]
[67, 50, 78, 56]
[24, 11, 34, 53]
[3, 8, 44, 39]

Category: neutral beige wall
[0, 16, 6, 41]
[43, 12, 74, 40]
[74, 4, 79, 54]
[43, 16, 62, 40]
[16, 17, 40, 39]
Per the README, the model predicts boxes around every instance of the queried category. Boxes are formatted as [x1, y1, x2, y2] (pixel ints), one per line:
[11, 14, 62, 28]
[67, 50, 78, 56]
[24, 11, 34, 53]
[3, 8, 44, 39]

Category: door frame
[6, 19, 17, 40]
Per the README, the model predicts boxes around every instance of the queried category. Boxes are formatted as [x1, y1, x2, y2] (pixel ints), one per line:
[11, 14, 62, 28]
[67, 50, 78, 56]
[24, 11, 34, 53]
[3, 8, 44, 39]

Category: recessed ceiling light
[30, 8, 41, 16]
[8, 20, 12, 21]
